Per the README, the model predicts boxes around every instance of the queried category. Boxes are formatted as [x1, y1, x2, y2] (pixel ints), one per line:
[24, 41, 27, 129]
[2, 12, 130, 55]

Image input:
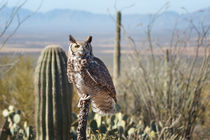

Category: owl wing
[86, 57, 117, 102]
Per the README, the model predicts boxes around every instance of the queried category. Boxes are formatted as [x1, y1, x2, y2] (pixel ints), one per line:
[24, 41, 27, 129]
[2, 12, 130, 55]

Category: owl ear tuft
[69, 35, 76, 43]
[86, 36, 92, 43]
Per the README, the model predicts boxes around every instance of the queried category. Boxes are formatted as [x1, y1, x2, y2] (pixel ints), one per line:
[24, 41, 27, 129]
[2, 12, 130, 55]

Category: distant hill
[1, 6, 210, 55]
[1, 6, 210, 35]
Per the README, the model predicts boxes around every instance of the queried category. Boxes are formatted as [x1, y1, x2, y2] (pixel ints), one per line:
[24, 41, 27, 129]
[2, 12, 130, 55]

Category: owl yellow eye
[75, 45, 80, 48]
[71, 44, 80, 52]
[85, 44, 89, 48]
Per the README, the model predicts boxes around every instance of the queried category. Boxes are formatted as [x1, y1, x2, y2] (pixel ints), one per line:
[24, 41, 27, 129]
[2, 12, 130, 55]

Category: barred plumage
[67, 35, 117, 115]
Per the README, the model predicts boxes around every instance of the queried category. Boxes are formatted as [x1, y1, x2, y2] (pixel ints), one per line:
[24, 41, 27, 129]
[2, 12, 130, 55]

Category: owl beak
[79, 52, 84, 57]
[78, 48, 86, 57]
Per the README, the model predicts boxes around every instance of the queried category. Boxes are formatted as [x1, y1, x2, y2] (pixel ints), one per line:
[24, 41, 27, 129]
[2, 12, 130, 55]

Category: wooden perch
[77, 100, 90, 140]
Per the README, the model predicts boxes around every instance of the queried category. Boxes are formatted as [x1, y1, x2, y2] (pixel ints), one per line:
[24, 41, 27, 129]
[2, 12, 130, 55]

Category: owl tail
[91, 93, 116, 115]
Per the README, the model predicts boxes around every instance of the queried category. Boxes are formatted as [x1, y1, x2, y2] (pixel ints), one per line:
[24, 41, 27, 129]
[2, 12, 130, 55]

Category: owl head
[68, 35, 93, 58]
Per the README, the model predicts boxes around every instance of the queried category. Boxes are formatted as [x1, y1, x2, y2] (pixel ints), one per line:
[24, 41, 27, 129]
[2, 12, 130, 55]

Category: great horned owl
[67, 35, 117, 115]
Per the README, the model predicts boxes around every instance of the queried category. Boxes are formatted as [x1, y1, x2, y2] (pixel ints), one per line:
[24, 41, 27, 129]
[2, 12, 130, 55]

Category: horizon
[6, 5, 210, 15]
[7, 0, 210, 15]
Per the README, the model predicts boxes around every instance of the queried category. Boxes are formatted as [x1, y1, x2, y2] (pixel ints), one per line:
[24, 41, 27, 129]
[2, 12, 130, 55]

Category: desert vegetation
[0, 2, 210, 140]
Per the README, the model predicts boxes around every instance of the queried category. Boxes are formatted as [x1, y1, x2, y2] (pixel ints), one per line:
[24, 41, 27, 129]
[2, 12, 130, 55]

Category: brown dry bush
[0, 56, 35, 126]
[117, 19, 210, 139]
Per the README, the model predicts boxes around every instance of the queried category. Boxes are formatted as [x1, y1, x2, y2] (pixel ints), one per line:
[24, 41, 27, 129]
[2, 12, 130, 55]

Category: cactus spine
[34, 45, 73, 140]
[113, 11, 121, 85]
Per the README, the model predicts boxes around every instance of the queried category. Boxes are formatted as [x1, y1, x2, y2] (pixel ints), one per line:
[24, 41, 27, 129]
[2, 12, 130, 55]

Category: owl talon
[77, 94, 92, 108]
[77, 101, 82, 108]
[81, 94, 92, 101]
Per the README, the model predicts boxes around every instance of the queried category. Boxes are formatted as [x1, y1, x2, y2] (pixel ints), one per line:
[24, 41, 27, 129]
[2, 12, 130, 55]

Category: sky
[7, 0, 210, 14]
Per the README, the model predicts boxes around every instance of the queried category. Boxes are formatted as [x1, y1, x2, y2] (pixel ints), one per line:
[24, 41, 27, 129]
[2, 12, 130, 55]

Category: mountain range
[1, 6, 210, 35]
[0, 6, 210, 55]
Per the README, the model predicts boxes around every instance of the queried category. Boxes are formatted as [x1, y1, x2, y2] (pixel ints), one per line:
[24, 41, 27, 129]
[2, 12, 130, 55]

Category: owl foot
[81, 94, 92, 101]
[77, 94, 92, 108]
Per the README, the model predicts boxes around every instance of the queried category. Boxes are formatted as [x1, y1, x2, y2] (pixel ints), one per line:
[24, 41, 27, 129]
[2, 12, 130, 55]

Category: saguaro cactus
[113, 11, 121, 85]
[34, 45, 73, 140]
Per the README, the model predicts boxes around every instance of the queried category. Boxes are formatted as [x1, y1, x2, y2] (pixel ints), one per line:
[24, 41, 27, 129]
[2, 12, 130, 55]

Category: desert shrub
[193, 84, 210, 139]
[117, 24, 210, 139]
[0, 55, 36, 126]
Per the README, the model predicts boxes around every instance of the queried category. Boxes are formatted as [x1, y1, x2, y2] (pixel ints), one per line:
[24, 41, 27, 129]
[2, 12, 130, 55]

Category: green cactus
[34, 45, 73, 140]
[70, 112, 150, 140]
[70, 111, 188, 139]
[0, 106, 35, 140]
[113, 11, 121, 86]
